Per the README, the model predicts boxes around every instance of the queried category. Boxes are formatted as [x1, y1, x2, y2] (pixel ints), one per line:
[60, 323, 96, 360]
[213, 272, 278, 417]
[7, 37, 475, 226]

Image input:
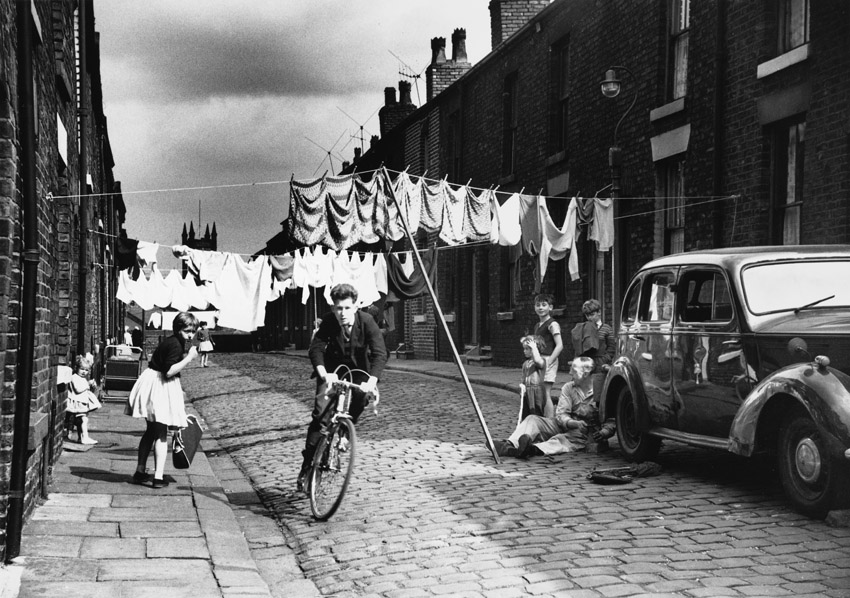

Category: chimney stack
[489, 0, 550, 50]
[426, 31, 472, 101]
[379, 82, 418, 136]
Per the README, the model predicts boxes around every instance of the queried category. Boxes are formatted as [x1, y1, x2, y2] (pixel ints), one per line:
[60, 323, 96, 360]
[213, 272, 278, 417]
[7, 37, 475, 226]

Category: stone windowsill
[757, 44, 809, 79]
[546, 150, 567, 167]
[443, 313, 456, 323]
[413, 315, 427, 324]
[496, 311, 515, 321]
[649, 97, 685, 122]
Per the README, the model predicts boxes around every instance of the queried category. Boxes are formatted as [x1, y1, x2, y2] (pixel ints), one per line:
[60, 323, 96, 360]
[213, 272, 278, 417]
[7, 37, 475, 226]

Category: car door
[634, 269, 677, 428]
[672, 266, 751, 437]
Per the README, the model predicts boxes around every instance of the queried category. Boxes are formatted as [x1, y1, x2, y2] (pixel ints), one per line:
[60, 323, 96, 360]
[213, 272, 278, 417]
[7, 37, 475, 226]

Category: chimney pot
[384, 86, 397, 106]
[399, 80, 413, 105]
[430, 37, 447, 64]
[451, 28, 468, 63]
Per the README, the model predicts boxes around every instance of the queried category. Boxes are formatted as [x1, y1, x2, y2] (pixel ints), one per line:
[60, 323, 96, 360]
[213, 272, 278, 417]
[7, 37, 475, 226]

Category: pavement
[0, 352, 535, 598]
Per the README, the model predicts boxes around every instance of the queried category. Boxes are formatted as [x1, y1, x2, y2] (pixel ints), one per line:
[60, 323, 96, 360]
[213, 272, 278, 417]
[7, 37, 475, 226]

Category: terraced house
[1, 0, 124, 560]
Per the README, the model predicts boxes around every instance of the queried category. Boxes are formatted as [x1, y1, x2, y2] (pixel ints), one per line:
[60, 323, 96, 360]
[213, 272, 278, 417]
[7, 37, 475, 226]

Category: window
[659, 158, 685, 254]
[678, 270, 733, 323]
[771, 119, 805, 245]
[779, 0, 809, 53]
[500, 247, 520, 310]
[554, 40, 570, 152]
[668, 0, 690, 100]
[502, 73, 518, 176]
[641, 271, 675, 322]
[420, 120, 430, 173]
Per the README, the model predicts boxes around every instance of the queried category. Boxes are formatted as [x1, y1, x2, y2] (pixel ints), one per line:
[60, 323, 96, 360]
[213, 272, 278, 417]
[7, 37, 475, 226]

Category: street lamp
[600, 65, 637, 330]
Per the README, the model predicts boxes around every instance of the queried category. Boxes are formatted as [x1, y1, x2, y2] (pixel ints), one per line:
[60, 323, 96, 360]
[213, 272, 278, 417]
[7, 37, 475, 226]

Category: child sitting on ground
[65, 355, 102, 444]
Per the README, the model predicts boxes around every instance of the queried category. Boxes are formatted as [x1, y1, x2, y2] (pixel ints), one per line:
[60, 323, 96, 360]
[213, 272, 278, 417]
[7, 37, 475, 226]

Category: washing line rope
[49, 167, 740, 205]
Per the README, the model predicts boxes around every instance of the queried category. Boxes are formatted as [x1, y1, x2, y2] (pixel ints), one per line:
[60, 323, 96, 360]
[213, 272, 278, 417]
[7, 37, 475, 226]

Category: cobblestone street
[184, 354, 850, 598]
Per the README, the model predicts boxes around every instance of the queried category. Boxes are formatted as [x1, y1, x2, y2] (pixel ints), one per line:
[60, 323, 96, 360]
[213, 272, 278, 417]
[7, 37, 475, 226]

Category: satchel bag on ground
[172, 414, 203, 469]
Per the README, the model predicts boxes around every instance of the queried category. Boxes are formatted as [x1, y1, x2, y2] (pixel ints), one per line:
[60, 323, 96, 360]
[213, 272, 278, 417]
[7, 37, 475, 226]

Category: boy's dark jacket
[309, 310, 388, 379]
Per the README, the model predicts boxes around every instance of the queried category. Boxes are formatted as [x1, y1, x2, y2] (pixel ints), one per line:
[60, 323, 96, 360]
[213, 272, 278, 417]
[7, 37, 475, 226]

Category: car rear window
[742, 259, 850, 315]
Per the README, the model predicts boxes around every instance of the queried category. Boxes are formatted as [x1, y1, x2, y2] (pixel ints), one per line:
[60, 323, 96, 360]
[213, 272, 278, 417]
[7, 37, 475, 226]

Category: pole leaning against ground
[383, 167, 501, 464]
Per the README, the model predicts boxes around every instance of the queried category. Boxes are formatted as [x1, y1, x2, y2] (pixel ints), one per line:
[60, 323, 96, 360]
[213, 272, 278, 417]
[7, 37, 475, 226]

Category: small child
[65, 355, 102, 445]
[533, 293, 564, 403]
[196, 321, 215, 367]
[518, 334, 553, 423]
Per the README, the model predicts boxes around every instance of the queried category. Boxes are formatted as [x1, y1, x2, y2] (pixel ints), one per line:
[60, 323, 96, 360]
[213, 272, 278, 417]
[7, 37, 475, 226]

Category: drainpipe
[76, 0, 88, 355]
[8, 0, 40, 561]
[712, 0, 727, 247]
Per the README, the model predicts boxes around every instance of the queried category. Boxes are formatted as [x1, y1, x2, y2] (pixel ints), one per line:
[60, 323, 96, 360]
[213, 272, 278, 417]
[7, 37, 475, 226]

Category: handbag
[172, 414, 203, 469]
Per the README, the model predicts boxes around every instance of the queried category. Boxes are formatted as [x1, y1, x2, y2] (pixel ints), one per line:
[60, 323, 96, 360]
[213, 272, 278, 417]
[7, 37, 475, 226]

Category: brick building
[331, 0, 850, 370]
[0, 0, 123, 559]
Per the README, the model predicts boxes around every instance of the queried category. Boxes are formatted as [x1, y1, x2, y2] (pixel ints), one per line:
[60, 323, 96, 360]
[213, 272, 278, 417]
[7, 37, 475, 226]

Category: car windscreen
[741, 259, 850, 315]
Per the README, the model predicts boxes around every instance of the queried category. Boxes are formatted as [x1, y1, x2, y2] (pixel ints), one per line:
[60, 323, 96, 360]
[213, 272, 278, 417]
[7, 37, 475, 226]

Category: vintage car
[599, 245, 850, 517]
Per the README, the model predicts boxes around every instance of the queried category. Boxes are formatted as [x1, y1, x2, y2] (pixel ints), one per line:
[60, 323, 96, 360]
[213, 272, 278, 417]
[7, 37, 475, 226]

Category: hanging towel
[392, 171, 422, 234]
[289, 177, 328, 247]
[440, 181, 467, 246]
[354, 175, 385, 245]
[373, 253, 388, 296]
[324, 175, 357, 250]
[180, 268, 210, 310]
[386, 247, 438, 300]
[590, 197, 615, 251]
[117, 269, 154, 311]
[214, 255, 274, 332]
[463, 187, 492, 242]
[377, 171, 404, 241]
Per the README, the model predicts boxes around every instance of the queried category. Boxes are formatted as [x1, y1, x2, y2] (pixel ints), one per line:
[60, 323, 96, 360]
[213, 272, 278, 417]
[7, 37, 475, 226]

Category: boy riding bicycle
[298, 283, 388, 492]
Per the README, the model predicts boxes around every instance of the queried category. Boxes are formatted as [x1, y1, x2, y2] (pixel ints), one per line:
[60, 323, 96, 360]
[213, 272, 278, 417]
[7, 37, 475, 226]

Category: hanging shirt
[269, 254, 295, 300]
[439, 181, 466, 246]
[115, 237, 139, 273]
[518, 193, 543, 256]
[538, 196, 580, 288]
[165, 269, 190, 312]
[590, 197, 615, 251]
[136, 241, 160, 267]
[293, 246, 335, 305]
[148, 264, 173, 309]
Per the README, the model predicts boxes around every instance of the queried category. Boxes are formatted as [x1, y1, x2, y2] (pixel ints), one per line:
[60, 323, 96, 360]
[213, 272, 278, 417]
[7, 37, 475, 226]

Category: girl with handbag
[126, 311, 199, 488]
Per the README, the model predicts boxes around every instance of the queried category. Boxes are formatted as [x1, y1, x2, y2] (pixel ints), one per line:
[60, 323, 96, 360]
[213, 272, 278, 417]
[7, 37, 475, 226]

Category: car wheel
[778, 414, 850, 518]
[615, 386, 661, 463]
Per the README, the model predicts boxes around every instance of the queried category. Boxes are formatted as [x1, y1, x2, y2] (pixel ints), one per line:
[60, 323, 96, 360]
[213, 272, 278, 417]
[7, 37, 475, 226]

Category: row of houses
[259, 0, 849, 371]
[0, 0, 124, 560]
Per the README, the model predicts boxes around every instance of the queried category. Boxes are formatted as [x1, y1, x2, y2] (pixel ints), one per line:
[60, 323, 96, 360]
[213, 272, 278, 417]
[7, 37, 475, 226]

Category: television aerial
[389, 49, 426, 106]
[304, 129, 347, 176]
[336, 106, 380, 156]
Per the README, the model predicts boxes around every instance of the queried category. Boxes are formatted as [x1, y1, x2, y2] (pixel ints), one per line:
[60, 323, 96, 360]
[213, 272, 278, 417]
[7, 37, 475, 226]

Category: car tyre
[778, 414, 850, 518]
[615, 386, 661, 463]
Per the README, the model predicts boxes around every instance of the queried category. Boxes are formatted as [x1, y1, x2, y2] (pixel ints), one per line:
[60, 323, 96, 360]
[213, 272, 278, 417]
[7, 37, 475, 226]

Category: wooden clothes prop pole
[383, 167, 501, 464]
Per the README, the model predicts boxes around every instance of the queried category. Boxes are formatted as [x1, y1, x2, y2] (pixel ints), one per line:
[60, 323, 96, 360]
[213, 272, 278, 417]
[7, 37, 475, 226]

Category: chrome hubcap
[795, 438, 822, 483]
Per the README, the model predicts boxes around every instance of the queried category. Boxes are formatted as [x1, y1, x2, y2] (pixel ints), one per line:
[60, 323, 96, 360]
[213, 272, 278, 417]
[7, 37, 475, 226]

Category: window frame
[769, 117, 805, 245]
[779, 0, 810, 54]
[676, 268, 735, 325]
[638, 270, 677, 324]
[658, 157, 686, 255]
[667, 0, 690, 101]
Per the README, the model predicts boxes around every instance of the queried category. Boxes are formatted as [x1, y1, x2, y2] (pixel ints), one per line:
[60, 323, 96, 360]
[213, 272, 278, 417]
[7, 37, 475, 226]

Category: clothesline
[47, 167, 739, 204]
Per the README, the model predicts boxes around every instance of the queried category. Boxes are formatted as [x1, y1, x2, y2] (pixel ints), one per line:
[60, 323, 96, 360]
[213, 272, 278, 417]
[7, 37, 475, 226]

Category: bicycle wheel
[309, 418, 356, 520]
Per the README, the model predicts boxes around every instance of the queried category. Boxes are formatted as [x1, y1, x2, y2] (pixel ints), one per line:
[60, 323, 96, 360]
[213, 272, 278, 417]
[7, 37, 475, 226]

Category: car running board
[649, 427, 730, 451]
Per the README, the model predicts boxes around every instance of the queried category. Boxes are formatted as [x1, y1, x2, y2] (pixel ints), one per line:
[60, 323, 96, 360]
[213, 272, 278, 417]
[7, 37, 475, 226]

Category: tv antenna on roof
[304, 130, 347, 176]
[336, 106, 379, 156]
[389, 49, 425, 106]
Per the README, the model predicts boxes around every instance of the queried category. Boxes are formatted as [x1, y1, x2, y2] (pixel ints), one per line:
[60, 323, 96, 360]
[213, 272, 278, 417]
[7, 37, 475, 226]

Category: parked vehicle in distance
[599, 245, 850, 517]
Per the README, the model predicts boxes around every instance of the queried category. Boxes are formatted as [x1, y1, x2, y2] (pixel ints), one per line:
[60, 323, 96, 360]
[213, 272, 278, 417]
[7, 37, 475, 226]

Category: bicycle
[308, 368, 378, 520]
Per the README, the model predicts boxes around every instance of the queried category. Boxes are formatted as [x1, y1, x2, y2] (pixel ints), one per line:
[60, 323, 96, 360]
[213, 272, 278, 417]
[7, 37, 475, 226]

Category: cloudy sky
[96, 1, 491, 263]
